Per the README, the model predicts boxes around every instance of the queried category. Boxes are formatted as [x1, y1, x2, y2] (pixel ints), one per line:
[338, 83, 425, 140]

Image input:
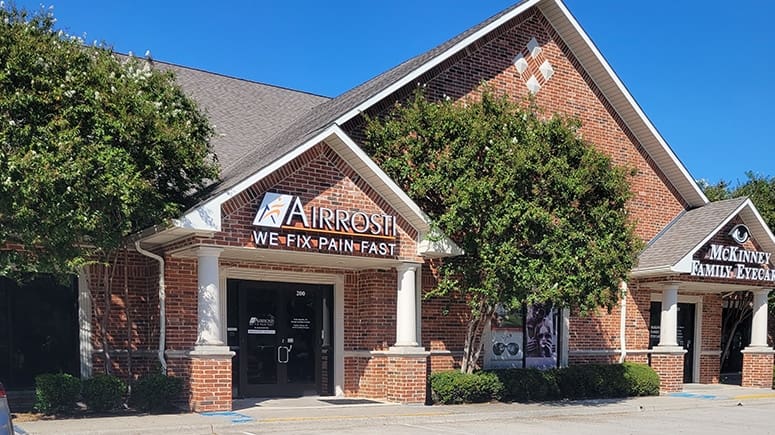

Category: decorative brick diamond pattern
[512, 37, 554, 94]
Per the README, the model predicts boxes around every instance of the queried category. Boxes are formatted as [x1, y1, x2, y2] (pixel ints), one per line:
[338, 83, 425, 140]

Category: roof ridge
[130, 53, 332, 100]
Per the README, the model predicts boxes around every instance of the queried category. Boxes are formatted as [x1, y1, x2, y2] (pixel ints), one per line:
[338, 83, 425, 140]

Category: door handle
[277, 345, 293, 363]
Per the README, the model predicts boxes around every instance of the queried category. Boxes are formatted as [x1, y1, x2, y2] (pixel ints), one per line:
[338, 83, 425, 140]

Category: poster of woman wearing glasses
[525, 302, 557, 369]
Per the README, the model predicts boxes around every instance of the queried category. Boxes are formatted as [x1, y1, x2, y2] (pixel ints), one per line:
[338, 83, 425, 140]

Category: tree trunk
[720, 292, 753, 369]
[460, 299, 494, 373]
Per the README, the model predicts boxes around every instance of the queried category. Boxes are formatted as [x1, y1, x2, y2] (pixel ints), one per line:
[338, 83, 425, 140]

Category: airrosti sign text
[251, 192, 398, 256]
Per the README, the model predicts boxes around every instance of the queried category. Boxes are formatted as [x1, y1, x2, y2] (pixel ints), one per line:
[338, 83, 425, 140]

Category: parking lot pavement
[14, 384, 775, 434]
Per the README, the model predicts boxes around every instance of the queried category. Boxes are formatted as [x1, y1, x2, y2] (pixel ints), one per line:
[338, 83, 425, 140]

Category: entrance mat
[318, 398, 384, 405]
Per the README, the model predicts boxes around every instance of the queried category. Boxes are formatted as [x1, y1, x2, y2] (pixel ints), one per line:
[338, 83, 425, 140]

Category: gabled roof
[156, 60, 329, 173]
[190, 0, 707, 210]
[141, 0, 717, 257]
[633, 197, 775, 277]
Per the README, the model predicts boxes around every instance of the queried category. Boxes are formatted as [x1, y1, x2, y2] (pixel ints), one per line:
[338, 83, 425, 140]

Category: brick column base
[189, 347, 235, 412]
[741, 347, 775, 389]
[650, 347, 686, 394]
[385, 349, 430, 403]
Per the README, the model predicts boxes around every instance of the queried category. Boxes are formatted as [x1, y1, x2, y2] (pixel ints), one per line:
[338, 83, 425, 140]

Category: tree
[364, 90, 641, 372]
[0, 5, 218, 373]
[0, 5, 218, 277]
[699, 172, 775, 230]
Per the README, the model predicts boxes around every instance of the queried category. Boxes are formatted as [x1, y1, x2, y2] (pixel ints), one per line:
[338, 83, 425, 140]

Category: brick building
[2, 0, 773, 411]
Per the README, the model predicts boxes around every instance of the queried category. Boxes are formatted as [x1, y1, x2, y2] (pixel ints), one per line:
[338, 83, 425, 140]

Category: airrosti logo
[251, 192, 399, 256]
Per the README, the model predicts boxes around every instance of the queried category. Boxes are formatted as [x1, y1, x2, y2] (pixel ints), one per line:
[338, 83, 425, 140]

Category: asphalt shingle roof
[155, 61, 330, 176]
[636, 197, 748, 270]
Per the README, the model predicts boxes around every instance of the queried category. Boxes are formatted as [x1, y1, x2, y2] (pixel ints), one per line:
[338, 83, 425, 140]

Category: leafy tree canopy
[364, 90, 641, 371]
[699, 172, 775, 231]
[0, 5, 219, 277]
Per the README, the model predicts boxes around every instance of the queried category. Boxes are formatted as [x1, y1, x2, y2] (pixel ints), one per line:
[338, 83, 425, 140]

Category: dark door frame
[228, 279, 334, 398]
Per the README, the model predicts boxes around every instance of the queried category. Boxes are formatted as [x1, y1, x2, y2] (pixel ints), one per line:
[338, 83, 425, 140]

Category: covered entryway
[633, 198, 775, 392]
[227, 279, 334, 397]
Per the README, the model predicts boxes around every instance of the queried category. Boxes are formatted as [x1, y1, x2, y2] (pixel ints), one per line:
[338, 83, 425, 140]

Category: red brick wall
[87, 249, 160, 381]
[354, 270, 396, 351]
[163, 256, 198, 350]
[344, 356, 387, 398]
[701, 294, 722, 383]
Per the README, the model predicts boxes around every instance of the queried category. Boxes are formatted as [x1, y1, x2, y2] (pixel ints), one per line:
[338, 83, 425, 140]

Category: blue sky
[13, 0, 774, 185]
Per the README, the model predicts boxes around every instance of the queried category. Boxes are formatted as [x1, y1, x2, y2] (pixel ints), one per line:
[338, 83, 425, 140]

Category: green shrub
[556, 364, 629, 399]
[495, 368, 560, 402]
[622, 362, 659, 396]
[82, 374, 127, 412]
[34, 373, 81, 414]
[490, 363, 658, 403]
[429, 370, 503, 404]
[129, 373, 183, 413]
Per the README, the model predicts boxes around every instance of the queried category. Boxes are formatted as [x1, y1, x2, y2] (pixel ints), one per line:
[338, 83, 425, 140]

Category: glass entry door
[227, 280, 333, 397]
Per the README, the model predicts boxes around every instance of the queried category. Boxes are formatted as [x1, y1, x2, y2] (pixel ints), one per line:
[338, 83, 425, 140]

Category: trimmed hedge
[82, 374, 127, 412]
[34, 373, 81, 414]
[129, 373, 183, 413]
[429, 371, 503, 404]
[495, 368, 560, 402]
[430, 363, 659, 404]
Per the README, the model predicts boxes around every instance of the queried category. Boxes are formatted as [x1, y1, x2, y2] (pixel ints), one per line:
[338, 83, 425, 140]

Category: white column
[658, 284, 679, 348]
[196, 247, 224, 346]
[393, 263, 420, 348]
[749, 289, 771, 348]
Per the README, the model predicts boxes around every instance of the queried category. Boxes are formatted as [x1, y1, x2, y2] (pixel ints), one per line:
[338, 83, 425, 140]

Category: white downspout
[135, 241, 167, 374]
[619, 281, 628, 363]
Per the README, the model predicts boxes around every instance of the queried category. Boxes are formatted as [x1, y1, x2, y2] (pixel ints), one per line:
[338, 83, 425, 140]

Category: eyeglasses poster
[484, 302, 558, 370]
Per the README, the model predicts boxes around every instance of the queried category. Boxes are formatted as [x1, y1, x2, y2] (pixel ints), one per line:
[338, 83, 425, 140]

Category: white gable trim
[672, 199, 775, 273]
[540, 0, 707, 207]
[332, 0, 542, 126]
[332, 0, 707, 208]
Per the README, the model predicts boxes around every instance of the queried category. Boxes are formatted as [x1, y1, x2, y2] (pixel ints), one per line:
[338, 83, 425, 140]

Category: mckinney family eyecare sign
[251, 192, 399, 257]
[691, 225, 775, 281]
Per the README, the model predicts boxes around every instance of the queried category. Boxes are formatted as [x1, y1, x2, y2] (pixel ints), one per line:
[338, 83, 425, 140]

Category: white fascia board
[418, 234, 465, 258]
[545, 0, 708, 207]
[332, 0, 542, 126]
[179, 126, 338, 232]
[671, 200, 750, 272]
[630, 265, 680, 279]
[742, 200, 775, 252]
[176, 202, 221, 232]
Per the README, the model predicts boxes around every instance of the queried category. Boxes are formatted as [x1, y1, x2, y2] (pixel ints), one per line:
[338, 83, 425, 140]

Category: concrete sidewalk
[14, 384, 775, 434]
